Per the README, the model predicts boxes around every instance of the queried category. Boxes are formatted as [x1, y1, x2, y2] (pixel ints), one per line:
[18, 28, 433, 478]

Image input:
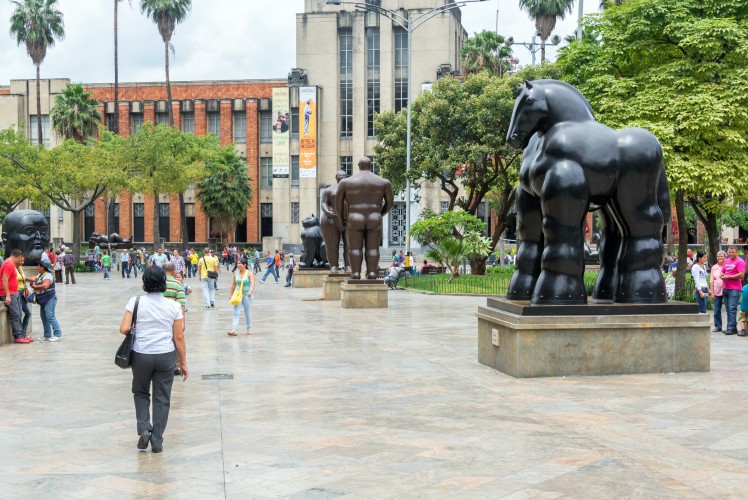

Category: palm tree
[460, 30, 514, 77]
[518, 0, 574, 62]
[139, 0, 191, 127]
[50, 83, 102, 144]
[9, 0, 65, 147]
[140, 0, 191, 248]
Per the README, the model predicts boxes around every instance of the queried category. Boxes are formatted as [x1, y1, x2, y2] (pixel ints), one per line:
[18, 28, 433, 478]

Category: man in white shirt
[149, 248, 169, 268]
[120, 250, 131, 278]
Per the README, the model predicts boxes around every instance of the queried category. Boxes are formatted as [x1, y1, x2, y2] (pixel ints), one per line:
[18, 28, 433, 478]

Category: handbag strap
[131, 296, 140, 335]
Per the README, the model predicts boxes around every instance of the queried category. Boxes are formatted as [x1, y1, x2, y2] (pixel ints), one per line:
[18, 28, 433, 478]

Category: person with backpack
[284, 254, 296, 287]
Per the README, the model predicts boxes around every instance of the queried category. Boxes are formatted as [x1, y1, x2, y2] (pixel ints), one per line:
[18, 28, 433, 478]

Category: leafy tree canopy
[50, 83, 102, 143]
[461, 30, 513, 77]
[0, 125, 47, 221]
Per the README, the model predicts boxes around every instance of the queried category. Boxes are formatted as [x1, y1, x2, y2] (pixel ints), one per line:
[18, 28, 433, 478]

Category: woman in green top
[228, 258, 255, 336]
[102, 251, 111, 280]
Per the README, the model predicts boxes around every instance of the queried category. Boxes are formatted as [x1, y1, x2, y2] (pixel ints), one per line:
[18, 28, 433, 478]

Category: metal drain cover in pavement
[201, 374, 234, 380]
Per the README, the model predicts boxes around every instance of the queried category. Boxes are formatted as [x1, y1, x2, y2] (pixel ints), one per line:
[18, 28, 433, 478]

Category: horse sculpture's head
[506, 80, 548, 150]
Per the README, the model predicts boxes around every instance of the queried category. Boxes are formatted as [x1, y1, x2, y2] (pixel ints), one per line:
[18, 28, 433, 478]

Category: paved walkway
[1, 269, 747, 499]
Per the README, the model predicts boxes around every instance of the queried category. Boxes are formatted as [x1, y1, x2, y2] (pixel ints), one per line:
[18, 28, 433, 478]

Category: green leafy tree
[557, 0, 748, 298]
[125, 123, 215, 247]
[195, 146, 254, 243]
[517, 0, 574, 62]
[460, 30, 514, 77]
[50, 83, 102, 144]
[375, 65, 559, 274]
[9, 0, 65, 145]
[0, 126, 47, 222]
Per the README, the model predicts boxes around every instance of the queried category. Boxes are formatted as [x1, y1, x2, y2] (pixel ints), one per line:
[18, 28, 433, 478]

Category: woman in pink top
[709, 251, 726, 332]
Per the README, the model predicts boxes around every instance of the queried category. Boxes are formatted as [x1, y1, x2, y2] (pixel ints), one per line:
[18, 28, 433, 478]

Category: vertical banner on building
[272, 87, 290, 178]
[299, 86, 317, 179]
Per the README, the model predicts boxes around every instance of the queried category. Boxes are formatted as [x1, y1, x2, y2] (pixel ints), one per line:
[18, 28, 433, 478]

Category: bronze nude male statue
[335, 157, 394, 280]
[320, 170, 349, 272]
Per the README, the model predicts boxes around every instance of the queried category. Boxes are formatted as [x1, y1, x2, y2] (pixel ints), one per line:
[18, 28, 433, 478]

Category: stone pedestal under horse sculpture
[506, 79, 670, 305]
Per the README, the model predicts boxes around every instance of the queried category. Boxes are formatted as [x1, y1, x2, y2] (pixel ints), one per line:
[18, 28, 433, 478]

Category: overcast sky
[0, 0, 599, 86]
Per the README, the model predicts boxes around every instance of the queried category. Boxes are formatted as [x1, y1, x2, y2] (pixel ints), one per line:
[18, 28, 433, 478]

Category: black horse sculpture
[506, 79, 670, 305]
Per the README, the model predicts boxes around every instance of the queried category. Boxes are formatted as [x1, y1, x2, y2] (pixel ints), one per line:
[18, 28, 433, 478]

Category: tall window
[370, 155, 380, 175]
[105, 113, 117, 133]
[133, 203, 145, 242]
[233, 111, 246, 143]
[291, 155, 300, 187]
[340, 156, 353, 177]
[261, 203, 273, 238]
[29, 115, 50, 147]
[184, 203, 196, 242]
[291, 107, 299, 139]
[339, 29, 353, 138]
[207, 111, 220, 138]
[260, 157, 273, 188]
[84, 205, 95, 241]
[113, 202, 120, 233]
[159, 203, 170, 242]
[260, 111, 272, 143]
[394, 28, 409, 113]
[440, 201, 449, 213]
[181, 112, 195, 133]
[155, 112, 169, 125]
[130, 113, 144, 135]
[291, 202, 300, 225]
[367, 27, 380, 138]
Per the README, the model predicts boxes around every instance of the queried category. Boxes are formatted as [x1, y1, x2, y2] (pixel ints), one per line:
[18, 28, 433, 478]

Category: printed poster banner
[299, 86, 317, 179]
[272, 87, 290, 178]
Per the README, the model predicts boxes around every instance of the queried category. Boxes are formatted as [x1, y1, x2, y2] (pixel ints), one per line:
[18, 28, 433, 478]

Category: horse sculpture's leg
[533, 161, 588, 305]
[610, 186, 667, 304]
[507, 186, 543, 301]
[592, 206, 621, 302]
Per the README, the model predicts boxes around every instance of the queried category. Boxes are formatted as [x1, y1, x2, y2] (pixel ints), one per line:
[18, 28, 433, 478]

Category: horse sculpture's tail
[658, 160, 671, 225]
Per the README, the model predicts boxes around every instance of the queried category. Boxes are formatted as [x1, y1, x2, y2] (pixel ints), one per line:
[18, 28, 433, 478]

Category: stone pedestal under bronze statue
[477, 298, 709, 378]
[322, 273, 349, 300]
[340, 280, 388, 309]
[292, 268, 327, 288]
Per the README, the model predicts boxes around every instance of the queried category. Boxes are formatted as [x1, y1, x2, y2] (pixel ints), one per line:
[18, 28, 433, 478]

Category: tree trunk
[152, 193, 161, 250]
[674, 191, 689, 300]
[179, 192, 188, 249]
[72, 208, 82, 262]
[540, 40, 546, 63]
[164, 41, 174, 126]
[469, 255, 487, 275]
[113, 0, 119, 134]
[36, 65, 43, 147]
[689, 198, 721, 264]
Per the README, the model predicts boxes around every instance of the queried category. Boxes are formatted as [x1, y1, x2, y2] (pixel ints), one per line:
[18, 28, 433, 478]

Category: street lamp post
[504, 33, 562, 66]
[325, 0, 488, 254]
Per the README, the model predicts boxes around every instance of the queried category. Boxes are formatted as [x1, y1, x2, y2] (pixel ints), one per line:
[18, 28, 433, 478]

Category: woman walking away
[692, 251, 709, 314]
[710, 251, 726, 332]
[30, 260, 62, 341]
[228, 258, 255, 336]
[119, 266, 186, 453]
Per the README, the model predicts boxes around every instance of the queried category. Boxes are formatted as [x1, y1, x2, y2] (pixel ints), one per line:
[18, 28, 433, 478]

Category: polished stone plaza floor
[1, 269, 747, 499]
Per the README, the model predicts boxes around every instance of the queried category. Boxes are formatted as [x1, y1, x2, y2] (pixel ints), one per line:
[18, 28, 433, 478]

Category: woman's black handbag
[115, 297, 140, 369]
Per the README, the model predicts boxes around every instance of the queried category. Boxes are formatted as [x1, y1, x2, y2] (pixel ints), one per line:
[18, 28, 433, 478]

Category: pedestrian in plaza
[30, 259, 62, 342]
[112, 249, 119, 272]
[162, 262, 186, 376]
[228, 258, 255, 336]
[188, 249, 198, 278]
[721, 246, 745, 335]
[130, 250, 139, 278]
[119, 266, 186, 453]
[15, 256, 31, 339]
[1, 249, 31, 343]
[198, 247, 220, 308]
[273, 249, 282, 280]
[102, 251, 111, 280]
[253, 249, 261, 273]
[149, 248, 168, 268]
[691, 251, 709, 314]
[54, 250, 63, 283]
[63, 248, 76, 284]
[259, 251, 277, 284]
[740, 281, 748, 337]
[211, 249, 219, 290]
[709, 251, 726, 332]
[284, 253, 296, 287]
[121, 249, 131, 278]
[171, 250, 185, 277]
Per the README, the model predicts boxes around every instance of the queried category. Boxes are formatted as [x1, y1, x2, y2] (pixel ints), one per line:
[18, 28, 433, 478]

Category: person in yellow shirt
[16, 260, 31, 338]
[197, 248, 220, 308]
[188, 250, 199, 278]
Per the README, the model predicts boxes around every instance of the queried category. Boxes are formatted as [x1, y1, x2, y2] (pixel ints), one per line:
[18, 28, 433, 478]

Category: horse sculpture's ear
[524, 80, 533, 89]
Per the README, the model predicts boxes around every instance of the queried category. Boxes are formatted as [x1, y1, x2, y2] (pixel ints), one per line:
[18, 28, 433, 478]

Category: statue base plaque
[293, 268, 328, 288]
[341, 280, 388, 309]
[322, 273, 350, 300]
[477, 298, 710, 378]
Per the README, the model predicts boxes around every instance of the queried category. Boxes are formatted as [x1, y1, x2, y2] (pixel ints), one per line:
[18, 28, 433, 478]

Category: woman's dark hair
[238, 258, 248, 266]
[142, 266, 167, 293]
[696, 251, 706, 261]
